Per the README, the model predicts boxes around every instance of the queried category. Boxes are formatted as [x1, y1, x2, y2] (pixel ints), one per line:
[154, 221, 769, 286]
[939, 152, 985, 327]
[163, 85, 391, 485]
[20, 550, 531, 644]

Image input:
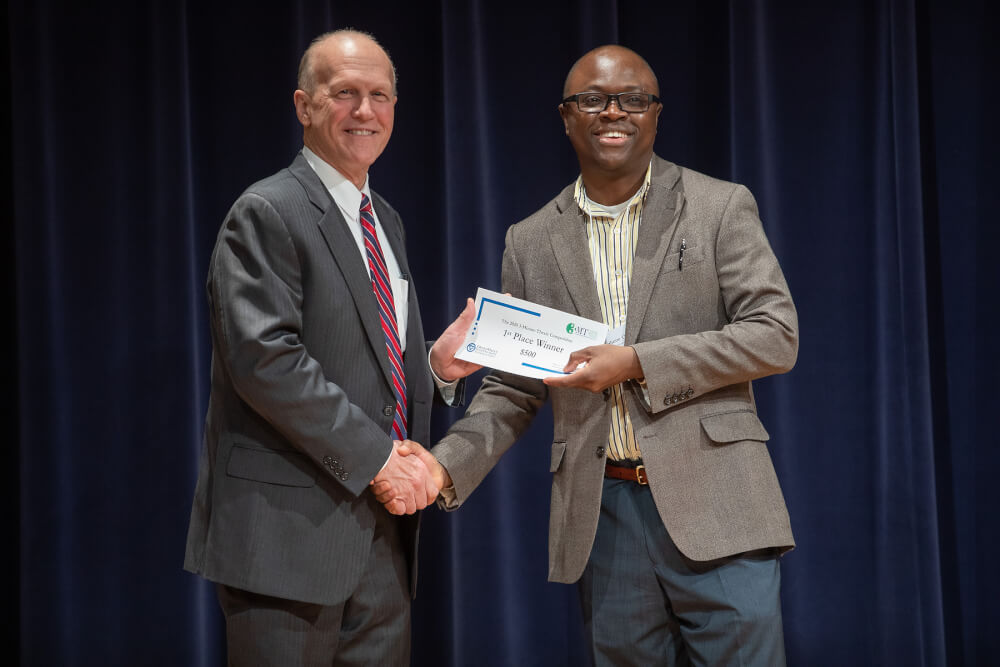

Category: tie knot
[360, 193, 372, 214]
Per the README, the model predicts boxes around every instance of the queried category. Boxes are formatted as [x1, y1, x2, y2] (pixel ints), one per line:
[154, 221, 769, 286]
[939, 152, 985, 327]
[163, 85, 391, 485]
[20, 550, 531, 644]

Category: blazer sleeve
[631, 184, 799, 413]
[208, 191, 393, 496]
[431, 227, 548, 506]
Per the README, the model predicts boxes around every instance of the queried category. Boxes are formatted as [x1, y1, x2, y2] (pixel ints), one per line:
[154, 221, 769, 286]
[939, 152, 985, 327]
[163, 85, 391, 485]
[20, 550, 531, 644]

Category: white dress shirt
[302, 146, 409, 350]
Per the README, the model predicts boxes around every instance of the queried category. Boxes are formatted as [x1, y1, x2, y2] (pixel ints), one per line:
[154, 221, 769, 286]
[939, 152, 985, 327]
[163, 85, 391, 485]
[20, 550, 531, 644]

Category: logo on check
[566, 322, 598, 340]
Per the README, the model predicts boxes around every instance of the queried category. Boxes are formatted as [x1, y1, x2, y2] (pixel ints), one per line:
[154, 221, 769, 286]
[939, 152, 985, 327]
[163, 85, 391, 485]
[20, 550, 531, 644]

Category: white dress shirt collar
[301, 146, 371, 222]
[299, 146, 410, 353]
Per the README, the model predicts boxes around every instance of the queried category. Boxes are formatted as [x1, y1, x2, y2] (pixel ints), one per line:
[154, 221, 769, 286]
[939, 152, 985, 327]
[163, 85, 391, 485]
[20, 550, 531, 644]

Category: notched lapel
[311, 187, 396, 393]
[626, 182, 683, 344]
[547, 202, 603, 323]
[289, 153, 335, 215]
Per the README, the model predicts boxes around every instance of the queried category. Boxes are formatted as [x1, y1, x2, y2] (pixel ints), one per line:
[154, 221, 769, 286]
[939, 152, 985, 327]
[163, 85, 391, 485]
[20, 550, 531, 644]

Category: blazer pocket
[226, 444, 317, 488]
[664, 242, 705, 274]
[550, 441, 568, 472]
[700, 410, 770, 444]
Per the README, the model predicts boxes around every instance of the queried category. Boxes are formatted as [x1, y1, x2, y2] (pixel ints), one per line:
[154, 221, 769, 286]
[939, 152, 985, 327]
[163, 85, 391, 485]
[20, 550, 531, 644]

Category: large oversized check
[454, 288, 609, 379]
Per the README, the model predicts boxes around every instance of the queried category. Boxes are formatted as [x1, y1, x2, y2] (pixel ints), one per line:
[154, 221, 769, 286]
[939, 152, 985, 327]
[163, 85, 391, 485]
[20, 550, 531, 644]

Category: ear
[293, 89, 311, 127]
[558, 103, 571, 135]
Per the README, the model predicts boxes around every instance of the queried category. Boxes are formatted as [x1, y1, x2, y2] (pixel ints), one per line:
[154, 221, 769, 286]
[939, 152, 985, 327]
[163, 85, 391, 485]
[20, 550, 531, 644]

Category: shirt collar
[574, 161, 653, 219]
[301, 146, 371, 221]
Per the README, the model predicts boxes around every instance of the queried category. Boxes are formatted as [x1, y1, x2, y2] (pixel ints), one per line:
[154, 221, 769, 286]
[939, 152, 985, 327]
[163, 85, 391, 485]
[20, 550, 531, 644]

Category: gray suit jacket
[184, 153, 434, 605]
[432, 156, 798, 583]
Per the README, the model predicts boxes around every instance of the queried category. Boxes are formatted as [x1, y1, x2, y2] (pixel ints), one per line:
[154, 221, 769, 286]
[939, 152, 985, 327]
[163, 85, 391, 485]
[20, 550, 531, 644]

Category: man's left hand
[542, 344, 643, 393]
[429, 298, 482, 381]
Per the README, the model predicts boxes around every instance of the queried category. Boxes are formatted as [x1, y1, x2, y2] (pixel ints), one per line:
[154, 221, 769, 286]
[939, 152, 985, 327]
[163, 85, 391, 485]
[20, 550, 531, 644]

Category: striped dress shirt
[573, 163, 652, 462]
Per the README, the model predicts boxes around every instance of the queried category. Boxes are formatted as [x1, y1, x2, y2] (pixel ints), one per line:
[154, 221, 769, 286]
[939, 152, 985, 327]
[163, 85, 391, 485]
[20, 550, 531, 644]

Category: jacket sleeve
[631, 184, 798, 413]
[431, 226, 548, 507]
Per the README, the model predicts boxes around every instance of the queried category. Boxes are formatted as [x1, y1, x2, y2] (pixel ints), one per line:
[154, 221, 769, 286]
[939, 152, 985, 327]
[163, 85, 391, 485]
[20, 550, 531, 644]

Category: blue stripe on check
[477, 297, 541, 322]
[521, 362, 568, 375]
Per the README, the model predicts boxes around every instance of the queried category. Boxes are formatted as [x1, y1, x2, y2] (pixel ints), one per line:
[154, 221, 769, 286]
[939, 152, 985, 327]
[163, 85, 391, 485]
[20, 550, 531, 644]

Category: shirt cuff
[428, 348, 460, 406]
[437, 483, 459, 510]
[630, 376, 652, 411]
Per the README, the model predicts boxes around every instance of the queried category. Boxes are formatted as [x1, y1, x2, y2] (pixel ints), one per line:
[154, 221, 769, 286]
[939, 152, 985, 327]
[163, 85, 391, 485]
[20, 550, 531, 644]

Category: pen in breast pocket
[679, 238, 687, 271]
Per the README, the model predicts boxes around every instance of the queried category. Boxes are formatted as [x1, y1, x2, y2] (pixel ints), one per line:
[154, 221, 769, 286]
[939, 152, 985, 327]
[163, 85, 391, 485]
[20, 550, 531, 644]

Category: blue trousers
[578, 477, 786, 666]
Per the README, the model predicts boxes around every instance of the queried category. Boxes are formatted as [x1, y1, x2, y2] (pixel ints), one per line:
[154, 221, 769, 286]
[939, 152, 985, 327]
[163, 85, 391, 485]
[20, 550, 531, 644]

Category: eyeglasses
[561, 92, 661, 113]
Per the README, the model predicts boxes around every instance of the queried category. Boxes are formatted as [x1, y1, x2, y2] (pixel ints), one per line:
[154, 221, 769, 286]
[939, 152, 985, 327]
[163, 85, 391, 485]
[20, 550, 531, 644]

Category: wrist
[627, 346, 644, 381]
[434, 462, 453, 489]
[433, 364, 457, 383]
[428, 346, 455, 383]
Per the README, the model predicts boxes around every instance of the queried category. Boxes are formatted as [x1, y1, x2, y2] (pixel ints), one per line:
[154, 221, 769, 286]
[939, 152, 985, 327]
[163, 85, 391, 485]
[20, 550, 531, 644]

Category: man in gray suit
[184, 30, 476, 665]
[390, 45, 799, 664]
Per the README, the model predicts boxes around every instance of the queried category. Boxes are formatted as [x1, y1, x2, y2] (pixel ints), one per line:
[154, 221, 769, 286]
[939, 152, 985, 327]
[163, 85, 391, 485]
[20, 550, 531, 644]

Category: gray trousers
[216, 508, 410, 667]
[579, 477, 786, 666]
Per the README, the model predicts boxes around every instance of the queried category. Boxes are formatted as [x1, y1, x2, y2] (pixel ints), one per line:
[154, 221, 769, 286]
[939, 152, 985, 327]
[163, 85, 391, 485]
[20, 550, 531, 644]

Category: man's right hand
[396, 440, 452, 490]
[370, 441, 440, 515]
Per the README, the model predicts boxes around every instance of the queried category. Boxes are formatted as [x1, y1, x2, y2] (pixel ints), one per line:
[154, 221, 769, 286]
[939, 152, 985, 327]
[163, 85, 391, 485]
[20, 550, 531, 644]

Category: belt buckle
[635, 464, 648, 485]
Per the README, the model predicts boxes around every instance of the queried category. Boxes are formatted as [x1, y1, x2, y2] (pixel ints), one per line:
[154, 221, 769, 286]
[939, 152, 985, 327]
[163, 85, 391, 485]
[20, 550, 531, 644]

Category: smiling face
[293, 33, 396, 189]
[559, 46, 661, 197]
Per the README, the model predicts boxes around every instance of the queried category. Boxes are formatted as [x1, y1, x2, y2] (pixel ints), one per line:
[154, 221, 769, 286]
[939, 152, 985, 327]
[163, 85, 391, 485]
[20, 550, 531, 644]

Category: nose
[353, 95, 376, 119]
[600, 97, 627, 119]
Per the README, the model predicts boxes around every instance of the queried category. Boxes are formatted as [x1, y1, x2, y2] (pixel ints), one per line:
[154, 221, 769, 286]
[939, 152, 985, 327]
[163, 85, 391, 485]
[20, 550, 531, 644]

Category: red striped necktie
[360, 194, 407, 440]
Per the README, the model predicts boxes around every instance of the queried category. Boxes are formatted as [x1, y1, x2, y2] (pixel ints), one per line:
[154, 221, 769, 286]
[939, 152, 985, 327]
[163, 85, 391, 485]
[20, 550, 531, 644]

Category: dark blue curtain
[9, 1, 998, 665]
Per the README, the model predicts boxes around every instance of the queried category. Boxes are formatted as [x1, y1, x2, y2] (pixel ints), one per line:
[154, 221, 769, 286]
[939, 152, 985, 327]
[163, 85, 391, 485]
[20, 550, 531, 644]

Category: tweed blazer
[432, 155, 798, 583]
[184, 153, 434, 604]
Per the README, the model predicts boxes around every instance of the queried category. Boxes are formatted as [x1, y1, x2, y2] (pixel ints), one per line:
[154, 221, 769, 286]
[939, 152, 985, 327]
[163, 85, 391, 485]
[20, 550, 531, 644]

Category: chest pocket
[664, 241, 706, 274]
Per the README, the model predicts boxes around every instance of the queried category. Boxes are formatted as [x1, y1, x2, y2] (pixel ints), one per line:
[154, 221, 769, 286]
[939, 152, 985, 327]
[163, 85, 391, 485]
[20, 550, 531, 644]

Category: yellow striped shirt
[573, 163, 652, 462]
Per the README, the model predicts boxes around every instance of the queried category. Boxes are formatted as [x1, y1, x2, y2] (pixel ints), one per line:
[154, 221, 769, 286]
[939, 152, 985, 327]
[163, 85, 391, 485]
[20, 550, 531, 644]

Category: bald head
[562, 45, 658, 98]
[292, 29, 398, 188]
[558, 44, 662, 204]
[298, 29, 397, 94]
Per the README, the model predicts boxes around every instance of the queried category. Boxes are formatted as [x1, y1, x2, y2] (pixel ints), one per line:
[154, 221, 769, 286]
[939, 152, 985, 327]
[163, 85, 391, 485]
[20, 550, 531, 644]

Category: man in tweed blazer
[404, 45, 799, 665]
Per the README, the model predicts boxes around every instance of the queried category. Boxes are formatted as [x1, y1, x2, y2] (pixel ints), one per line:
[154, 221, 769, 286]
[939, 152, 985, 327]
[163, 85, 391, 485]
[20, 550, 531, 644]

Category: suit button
[686, 388, 694, 398]
[383, 405, 394, 417]
[596, 446, 605, 458]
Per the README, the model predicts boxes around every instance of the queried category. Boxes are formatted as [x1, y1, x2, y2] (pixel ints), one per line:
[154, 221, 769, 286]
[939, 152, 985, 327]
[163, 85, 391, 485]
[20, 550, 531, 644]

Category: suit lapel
[625, 158, 683, 344]
[547, 191, 603, 323]
[289, 155, 396, 391]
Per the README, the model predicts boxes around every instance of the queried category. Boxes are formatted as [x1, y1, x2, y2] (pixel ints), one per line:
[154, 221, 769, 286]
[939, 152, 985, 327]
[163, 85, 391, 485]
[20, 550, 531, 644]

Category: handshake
[363, 297, 475, 516]
[369, 440, 452, 515]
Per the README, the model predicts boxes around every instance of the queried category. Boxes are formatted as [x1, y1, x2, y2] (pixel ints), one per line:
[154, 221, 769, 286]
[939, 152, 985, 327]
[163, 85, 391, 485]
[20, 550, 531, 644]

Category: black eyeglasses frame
[560, 92, 662, 113]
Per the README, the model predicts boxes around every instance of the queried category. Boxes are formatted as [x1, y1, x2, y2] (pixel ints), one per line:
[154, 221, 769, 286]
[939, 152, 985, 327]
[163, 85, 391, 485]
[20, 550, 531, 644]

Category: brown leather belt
[605, 461, 649, 485]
